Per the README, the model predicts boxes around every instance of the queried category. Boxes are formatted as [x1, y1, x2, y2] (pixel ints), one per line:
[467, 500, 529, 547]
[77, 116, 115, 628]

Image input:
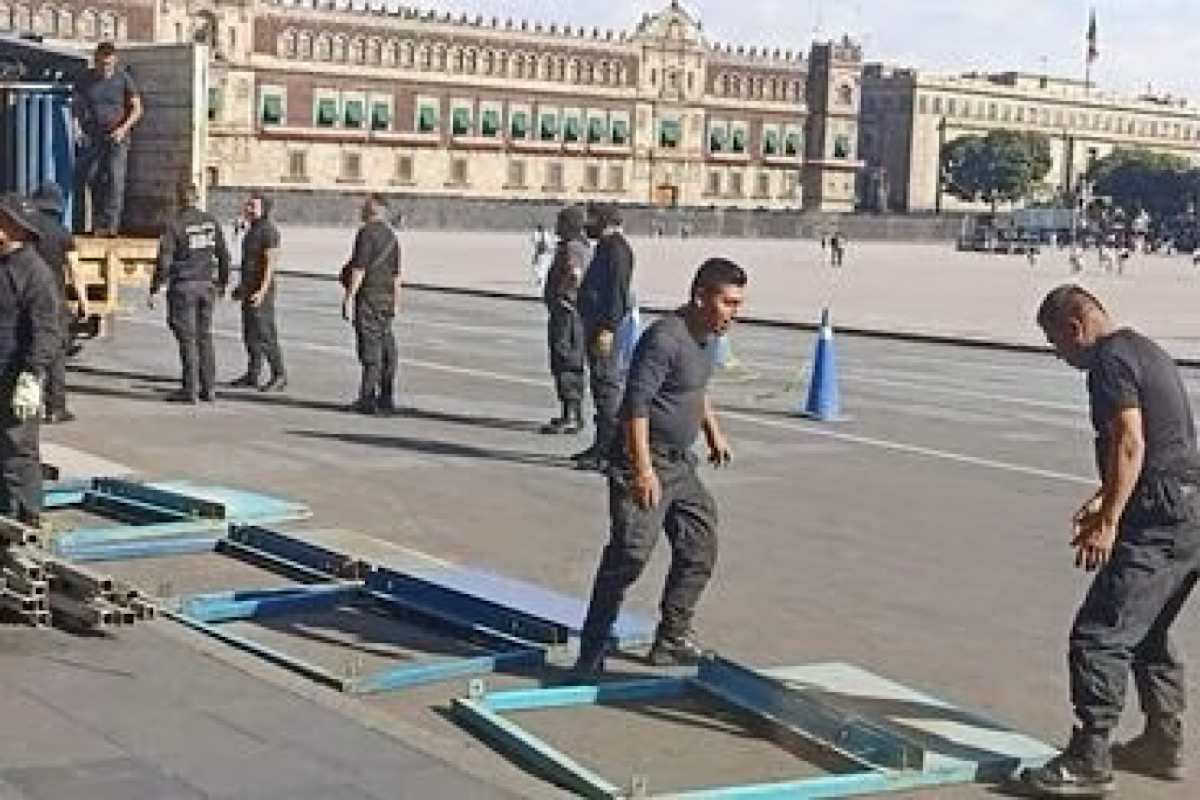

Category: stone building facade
[860, 66, 1200, 212]
[0, 0, 865, 213]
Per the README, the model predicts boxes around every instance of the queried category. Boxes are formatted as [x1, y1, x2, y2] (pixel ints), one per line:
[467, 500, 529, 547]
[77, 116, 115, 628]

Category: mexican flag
[1087, 9, 1098, 63]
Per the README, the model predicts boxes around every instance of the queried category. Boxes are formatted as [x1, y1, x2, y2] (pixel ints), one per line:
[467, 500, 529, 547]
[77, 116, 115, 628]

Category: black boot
[560, 400, 584, 434]
[260, 374, 288, 393]
[1111, 716, 1185, 781]
[229, 373, 258, 388]
[1019, 728, 1114, 797]
[647, 629, 708, 667]
[563, 639, 609, 684]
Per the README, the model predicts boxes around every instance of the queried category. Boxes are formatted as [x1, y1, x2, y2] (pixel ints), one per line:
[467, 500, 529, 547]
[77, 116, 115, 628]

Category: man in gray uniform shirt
[572, 258, 746, 678]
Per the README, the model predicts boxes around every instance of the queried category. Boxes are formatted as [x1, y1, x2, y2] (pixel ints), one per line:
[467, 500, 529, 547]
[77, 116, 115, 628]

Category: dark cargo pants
[76, 136, 129, 234]
[547, 302, 585, 404]
[354, 295, 397, 407]
[584, 324, 623, 457]
[581, 451, 719, 645]
[1070, 477, 1200, 735]
[241, 287, 286, 381]
[44, 304, 71, 415]
[0, 413, 41, 526]
[167, 282, 216, 398]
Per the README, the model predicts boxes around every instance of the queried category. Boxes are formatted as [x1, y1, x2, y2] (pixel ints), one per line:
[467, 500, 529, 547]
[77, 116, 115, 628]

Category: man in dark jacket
[540, 205, 591, 434]
[0, 194, 61, 526]
[342, 195, 401, 415]
[574, 202, 634, 471]
[230, 192, 286, 392]
[149, 184, 230, 403]
[29, 183, 87, 424]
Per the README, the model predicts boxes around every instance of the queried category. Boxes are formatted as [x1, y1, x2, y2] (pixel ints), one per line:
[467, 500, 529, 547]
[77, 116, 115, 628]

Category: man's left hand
[706, 431, 733, 468]
[110, 126, 127, 144]
[1071, 512, 1118, 571]
[249, 291, 264, 308]
[11, 372, 42, 420]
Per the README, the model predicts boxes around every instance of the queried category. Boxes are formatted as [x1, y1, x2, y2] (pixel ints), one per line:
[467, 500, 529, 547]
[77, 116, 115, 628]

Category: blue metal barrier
[0, 83, 74, 219]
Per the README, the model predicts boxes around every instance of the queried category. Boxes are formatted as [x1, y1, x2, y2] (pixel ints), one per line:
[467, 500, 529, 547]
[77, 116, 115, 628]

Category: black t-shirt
[348, 220, 399, 300]
[240, 218, 280, 292]
[30, 211, 74, 297]
[1088, 328, 1200, 480]
[616, 311, 713, 458]
[74, 67, 139, 136]
[0, 245, 60, 386]
[153, 207, 231, 291]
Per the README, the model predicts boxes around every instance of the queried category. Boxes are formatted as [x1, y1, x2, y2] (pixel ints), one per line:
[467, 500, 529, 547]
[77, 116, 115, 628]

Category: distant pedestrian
[149, 184, 230, 404]
[1097, 242, 1114, 273]
[540, 205, 591, 435]
[29, 183, 88, 424]
[342, 195, 401, 415]
[530, 224, 552, 289]
[230, 192, 286, 392]
[1021, 285, 1200, 797]
[570, 258, 746, 680]
[1068, 244, 1084, 275]
[1027, 245, 1040, 267]
[573, 203, 635, 472]
[0, 194, 59, 526]
[829, 232, 846, 267]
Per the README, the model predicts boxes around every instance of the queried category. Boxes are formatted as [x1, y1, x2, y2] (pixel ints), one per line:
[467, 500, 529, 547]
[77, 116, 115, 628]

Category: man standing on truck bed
[0, 194, 61, 527]
[72, 41, 143, 236]
[230, 192, 286, 392]
[149, 185, 230, 404]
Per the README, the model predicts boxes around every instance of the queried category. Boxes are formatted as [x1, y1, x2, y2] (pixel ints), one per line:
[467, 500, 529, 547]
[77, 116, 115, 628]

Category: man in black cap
[149, 184, 230, 404]
[540, 205, 591, 435]
[574, 202, 635, 470]
[29, 183, 88, 424]
[0, 194, 61, 526]
[230, 192, 286, 392]
[72, 41, 142, 236]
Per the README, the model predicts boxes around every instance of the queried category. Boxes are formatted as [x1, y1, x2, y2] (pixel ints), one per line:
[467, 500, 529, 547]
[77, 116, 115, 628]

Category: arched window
[541, 55, 553, 81]
[55, 8, 73, 37]
[434, 43, 447, 70]
[297, 31, 312, 59]
[568, 58, 580, 83]
[731, 75, 741, 96]
[496, 51, 508, 77]
[399, 40, 414, 67]
[34, 5, 53, 35]
[583, 61, 594, 84]
[12, 3, 30, 31]
[451, 47, 463, 73]
[367, 38, 381, 65]
[383, 40, 397, 67]
[418, 43, 431, 70]
[598, 61, 611, 85]
[465, 48, 477, 73]
[527, 54, 539, 79]
[332, 35, 347, 62]
[513, 53, 526, 79]
[77, 8, 97, 38]
[482, 49, 494, 75]
[616, 64, 626, 86]
[555, 56, 566, 81]
[349, 37, 365, 64]
[315, 33, 331, 61]
[0, 4, 10, 30]
[837, 83, 853, 105]
[279, 30, 296, 57]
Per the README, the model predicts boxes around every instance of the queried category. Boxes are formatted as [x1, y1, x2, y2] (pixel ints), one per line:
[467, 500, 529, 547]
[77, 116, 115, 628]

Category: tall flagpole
[1085, 8, 1097, 92]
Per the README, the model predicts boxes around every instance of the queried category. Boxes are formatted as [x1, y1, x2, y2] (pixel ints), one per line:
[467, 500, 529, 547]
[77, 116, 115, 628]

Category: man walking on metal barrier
[230, 192, 287, 392]
[573, 202, 635, 472]
[0, 194, 61, 526]
[1020, 285, 1200, 797]
[149, 185, 230, 404]
[72, 41, 142, 236]
[28, 183, 88, 424]
[540, 205, 591, 435]
[341, 195, 401, 415]
[571, 258, 746, 679]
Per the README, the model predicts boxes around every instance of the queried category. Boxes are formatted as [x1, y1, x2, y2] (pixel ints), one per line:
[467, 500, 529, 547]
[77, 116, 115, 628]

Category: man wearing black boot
[573, 203, 634, 471]
[150, 185, 230, 404]
[571, 259, 745, 680]
[341, 195, 400, 415]
[230, 193, 286, 393]
[1021, 285, 1200, 797]
[540, 205, 591, 436]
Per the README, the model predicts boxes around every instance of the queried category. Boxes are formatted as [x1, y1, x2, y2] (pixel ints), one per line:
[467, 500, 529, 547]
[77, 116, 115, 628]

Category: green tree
[1088, 148, 1192, 217]
[941, 130, 1054, 210]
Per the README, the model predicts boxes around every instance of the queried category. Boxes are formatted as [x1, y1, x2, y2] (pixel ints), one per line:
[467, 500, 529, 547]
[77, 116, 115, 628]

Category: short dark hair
[1036, 284, 1105, 329]
[587, 202, 622, 228]
[248, 191, 273, 216]
[177, 183, 199, 207]
[94, 42, 116, 57]
[691, 257, 747, 298]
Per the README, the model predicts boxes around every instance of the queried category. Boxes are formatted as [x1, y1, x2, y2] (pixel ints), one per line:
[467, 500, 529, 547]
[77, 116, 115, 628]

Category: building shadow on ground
[289, 429, 582, 471]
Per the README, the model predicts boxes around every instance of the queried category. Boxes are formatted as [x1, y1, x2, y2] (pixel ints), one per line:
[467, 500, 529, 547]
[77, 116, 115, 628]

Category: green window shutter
[511, 111, 528, 138]
[784, 132, 801, 156]
[587, 117, 605, 143]
[316, 98, 337, 127]
[540, 114, 558, 140]
[417, 104, 437, 132]
[563, 117, 581, 142]
[731, 128, 746, 152]
[834, 134, 850, 158]
[659, 119, 680, 147]
[764, 129, 780, 155]
[611, 118, 628, 144]
[371, 103, 390, 130]
[452, 107, 471, 135]
[481, 109, 500, 136]
[344, 100, 364, 128]
[261, 95, 282, 125]
[709, 127, 726, 152]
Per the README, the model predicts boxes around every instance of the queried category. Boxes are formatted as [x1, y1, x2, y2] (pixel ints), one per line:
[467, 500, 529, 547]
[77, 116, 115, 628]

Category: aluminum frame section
[170, 583, 552, 694]
[451, 655, 1055, 799]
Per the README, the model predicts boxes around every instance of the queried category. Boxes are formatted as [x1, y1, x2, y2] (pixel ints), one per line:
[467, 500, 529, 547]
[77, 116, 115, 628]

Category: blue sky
[420, 0, 1200, 101]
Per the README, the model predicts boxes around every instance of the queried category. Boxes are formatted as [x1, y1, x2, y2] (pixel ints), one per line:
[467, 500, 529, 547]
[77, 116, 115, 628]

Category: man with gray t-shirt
[571, 258, 746, 679]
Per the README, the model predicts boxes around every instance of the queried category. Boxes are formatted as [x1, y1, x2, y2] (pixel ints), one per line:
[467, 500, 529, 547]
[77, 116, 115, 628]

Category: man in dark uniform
[149, 184, 230, 404]
[72, 41, 142, 236]
[1021, 285, 1200, 796]
[0, 194, 60, 526]
[230, 192, 286, 392]
[341, 194, 400, 415]
[29, 183, 88, 424]
[572, 258, 746, 679]
[574, 202, 635, 471]
[540, 205, 591, 435]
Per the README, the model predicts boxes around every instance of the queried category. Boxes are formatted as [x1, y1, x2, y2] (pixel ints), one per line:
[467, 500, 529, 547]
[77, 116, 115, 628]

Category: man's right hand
[593, 329, 614, 358]
[341, 297, 353, 322]
[146, 292, 157, 310]
[230, 285, 244, 302]
[630, 466, 661, 511]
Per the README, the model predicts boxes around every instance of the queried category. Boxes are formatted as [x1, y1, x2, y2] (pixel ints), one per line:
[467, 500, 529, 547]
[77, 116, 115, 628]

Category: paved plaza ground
[1, 231, 1199, 798]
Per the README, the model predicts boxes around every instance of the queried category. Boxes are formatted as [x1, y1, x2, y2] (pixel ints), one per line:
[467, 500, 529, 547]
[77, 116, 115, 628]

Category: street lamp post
[935, 115, 947, 214]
